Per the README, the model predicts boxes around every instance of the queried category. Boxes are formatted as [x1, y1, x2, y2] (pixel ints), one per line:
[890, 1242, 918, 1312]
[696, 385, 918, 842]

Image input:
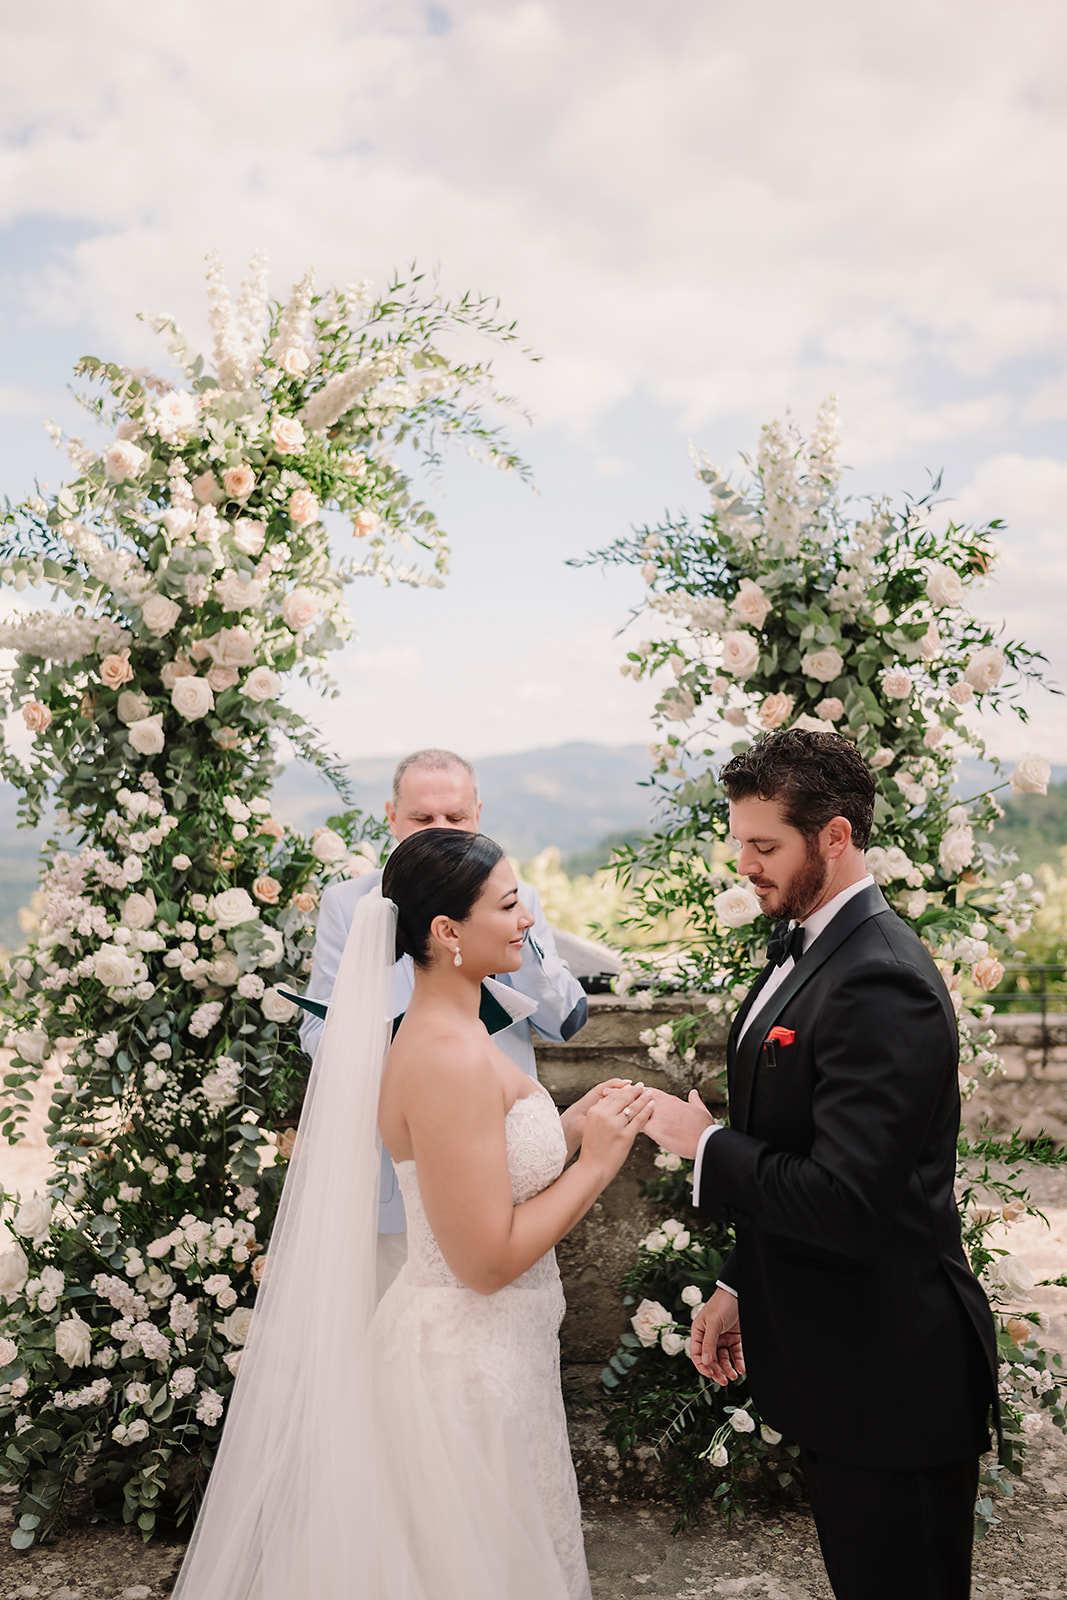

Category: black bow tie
[766, 921, 805, 967]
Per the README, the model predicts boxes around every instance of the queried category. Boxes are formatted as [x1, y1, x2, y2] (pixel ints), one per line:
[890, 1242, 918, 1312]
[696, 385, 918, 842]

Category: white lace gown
[370, 1085, 592, 1600]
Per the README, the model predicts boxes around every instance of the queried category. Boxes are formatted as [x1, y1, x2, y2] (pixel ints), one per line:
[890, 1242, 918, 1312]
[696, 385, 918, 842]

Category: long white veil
[171, 889, 397, 1598]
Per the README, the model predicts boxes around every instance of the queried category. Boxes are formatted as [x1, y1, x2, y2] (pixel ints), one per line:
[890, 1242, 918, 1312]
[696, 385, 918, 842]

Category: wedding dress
[372, 1084, 592, 1599]
[170, 891, 591, 1600]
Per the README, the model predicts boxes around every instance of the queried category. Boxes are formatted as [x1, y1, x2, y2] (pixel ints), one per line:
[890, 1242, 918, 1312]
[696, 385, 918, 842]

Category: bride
[172, 828, 653, 1598]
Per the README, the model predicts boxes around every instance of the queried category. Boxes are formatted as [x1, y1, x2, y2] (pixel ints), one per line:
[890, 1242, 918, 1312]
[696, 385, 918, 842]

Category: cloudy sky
[2, 0, 1065, 764]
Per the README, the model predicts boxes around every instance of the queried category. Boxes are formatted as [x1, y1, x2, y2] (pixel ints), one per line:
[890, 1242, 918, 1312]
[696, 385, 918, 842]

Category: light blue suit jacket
[299, 870, 587, 1231]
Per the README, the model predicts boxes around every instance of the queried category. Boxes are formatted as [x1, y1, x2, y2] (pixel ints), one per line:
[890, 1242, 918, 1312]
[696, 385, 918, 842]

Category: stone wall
[541, 997, 1067, 1367]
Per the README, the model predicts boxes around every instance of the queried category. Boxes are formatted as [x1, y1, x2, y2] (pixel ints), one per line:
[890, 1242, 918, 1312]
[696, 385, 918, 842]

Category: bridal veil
[171, 889, 396, 1598]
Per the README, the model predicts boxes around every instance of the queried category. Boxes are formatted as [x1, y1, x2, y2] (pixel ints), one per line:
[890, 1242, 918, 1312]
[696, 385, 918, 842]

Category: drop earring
[453, 947, 463, 968]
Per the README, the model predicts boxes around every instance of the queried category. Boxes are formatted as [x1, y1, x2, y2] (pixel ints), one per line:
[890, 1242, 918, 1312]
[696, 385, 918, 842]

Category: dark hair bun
[381, 830, 505, 966]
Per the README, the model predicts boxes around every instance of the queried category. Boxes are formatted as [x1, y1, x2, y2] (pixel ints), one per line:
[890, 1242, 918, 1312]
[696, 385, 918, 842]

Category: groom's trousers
[800, 1448, 981, 1600]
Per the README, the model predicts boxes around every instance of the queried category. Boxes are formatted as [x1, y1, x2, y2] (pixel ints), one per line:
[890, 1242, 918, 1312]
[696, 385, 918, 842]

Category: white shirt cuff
[715, 1279, 738, 1298]
[690, 1121, 723, 1201]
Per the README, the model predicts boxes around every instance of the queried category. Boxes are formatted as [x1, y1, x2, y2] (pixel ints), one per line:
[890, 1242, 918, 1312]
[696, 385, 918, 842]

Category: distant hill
[0, 743, 658, 951]
[3, 746, 1065, 953]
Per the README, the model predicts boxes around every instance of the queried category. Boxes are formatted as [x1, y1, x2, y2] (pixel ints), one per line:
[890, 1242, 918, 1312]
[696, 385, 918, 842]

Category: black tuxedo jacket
[698, 883, 997, 1468]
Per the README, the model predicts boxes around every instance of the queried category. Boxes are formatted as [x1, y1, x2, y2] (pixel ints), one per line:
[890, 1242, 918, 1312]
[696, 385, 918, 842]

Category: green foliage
[0, 254, 528, 1545]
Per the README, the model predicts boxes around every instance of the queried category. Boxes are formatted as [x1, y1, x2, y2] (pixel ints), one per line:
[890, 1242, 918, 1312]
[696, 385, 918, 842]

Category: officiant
[299, 746, 588, 1290]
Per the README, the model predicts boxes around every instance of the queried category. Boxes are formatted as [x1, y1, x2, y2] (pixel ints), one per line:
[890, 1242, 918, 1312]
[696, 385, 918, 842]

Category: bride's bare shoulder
[386, 1019, 497, 1101]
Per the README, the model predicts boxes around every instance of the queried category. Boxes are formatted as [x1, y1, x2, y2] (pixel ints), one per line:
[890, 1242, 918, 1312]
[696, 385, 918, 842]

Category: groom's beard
[758, 836, 829, 924]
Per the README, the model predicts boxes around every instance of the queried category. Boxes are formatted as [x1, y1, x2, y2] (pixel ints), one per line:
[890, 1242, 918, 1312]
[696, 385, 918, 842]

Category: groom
[646, 729, 997, 1600]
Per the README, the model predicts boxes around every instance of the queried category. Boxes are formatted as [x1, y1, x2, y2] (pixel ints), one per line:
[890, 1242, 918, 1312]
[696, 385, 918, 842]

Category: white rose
[311, 826, 348, 864]
[209, 888, 259, 928]
[801, 646, 844, 684]
[864, 846, 889, 885]
[731, 579, 772, 628]
[870, 748, 894, 769]
[171, 677, 214, 721]
[881, 667, 912, 700]
[125, 1418, 150, 1443]
[215, 570, 264, 612]
[899, 888, 929, 919]
[641, 1230, 669, 1253]
[122, 889, 157, 930]
[883, 847, 913, 881]
[207, 950, 241, 987]
[710, 1444, 729, 1468]
[680, 1285, 704, 1308]
[262, 987, 298, 1024]
[125, 1381, 151, 1405]
[660, 1330, 686, 1357]
[0, 1245, 30, 1300]
[128, 715, 165, 755]
[140, 594, 182, 636]
[242, 666, 281, 703]
[964, 647, 1006, 693]
[790, 714, 826, 733]
[712, 885, 762, 929]
[760, 1424, 782, 1444]
[1010, 754, 1050, 797]
[939, 823, 975, 877]
[986, 1254, 1034, 1301]
[203, 626, 256, 668]
[270, 415, 306, 455]
[219, 1306, 254, 1345]
[94, 944, 138, 987]
[117, 689, 153, 725]
[728, 1408, 756, 1433]
[671, 1229, 691, 1251]
[720, 630, 760, 678]
[163, 507, 197, 540]
[55, 1313, 93, 1368]
[282, 588, 320, 631]
[12, 1030, 48, 1064]
[13, 1196, 52, 1247]
[0, 1335, 17, 1365]
[630, 1298, 672, 1348]
[926, 563, 964, 608]
[104, 440, 149, 481]
[256, 928, 285, 968]
[233, 519, 266, 556]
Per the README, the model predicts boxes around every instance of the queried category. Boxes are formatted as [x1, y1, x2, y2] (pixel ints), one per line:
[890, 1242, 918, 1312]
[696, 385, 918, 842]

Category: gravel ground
[2, 1066, 1065, 1597]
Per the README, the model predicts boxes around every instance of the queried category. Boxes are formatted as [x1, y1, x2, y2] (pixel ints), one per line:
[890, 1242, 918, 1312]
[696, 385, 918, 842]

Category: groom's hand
[690, 1287, 745, 1386]
[643, 1087, 717, 1159]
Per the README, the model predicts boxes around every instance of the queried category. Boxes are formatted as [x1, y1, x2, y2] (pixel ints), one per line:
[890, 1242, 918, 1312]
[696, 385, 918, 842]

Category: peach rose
[270, 416, 306, 455]
[972, 956, 1004, 992]
[253, 876, 282, 905]
[277, 1127, 298, 1161]
[80, 691, 98, 719]
[352, 509, 381, 537]
[250, 1254, 268, 1285]
[731, 579, 772, 628]
[99, 652, 135, 689]
[212, 728, 241, 752]
[257, 818, 286, 842]
[881, 667, 912, 700]
[948, 680, 974, 706]
[757, 692, 793, 730]
[223, 465, 255, 500]
[292, 890, 317, 912]
[815, 697, 844, 722]
[21, 700, 52, 733]
[288, 488, 319, 526]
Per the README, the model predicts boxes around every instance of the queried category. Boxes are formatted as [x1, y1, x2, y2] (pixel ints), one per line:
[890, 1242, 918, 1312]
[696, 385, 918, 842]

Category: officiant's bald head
[386, 748, 482, 841]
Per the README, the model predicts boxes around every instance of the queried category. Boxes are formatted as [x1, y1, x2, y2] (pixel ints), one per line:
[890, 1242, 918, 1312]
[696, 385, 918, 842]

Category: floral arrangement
[585, 397, 1052, 1081]
[585, 402, 1064, 1531]
[0, 256, 527, 1546]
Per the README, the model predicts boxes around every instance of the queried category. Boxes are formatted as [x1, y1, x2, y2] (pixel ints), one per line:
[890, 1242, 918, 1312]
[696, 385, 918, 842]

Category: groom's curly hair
[719, 729, 876, 849]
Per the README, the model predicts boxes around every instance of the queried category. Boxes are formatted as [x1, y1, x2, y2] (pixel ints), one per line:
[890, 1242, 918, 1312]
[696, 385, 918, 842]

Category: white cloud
[1, 0, 1065, 443]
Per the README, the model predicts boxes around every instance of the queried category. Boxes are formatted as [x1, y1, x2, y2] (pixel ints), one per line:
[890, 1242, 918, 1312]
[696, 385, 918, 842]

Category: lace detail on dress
[373, 1083, 591, 1599]
[396, 1084, 568, 1292]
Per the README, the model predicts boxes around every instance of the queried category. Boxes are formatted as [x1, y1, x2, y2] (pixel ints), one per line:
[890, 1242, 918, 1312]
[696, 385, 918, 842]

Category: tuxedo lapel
[730, 884, 892, 1133]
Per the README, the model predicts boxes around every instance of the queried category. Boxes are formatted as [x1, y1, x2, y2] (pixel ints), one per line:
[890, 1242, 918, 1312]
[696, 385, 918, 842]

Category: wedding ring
[623, 1104, 635, 1119]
